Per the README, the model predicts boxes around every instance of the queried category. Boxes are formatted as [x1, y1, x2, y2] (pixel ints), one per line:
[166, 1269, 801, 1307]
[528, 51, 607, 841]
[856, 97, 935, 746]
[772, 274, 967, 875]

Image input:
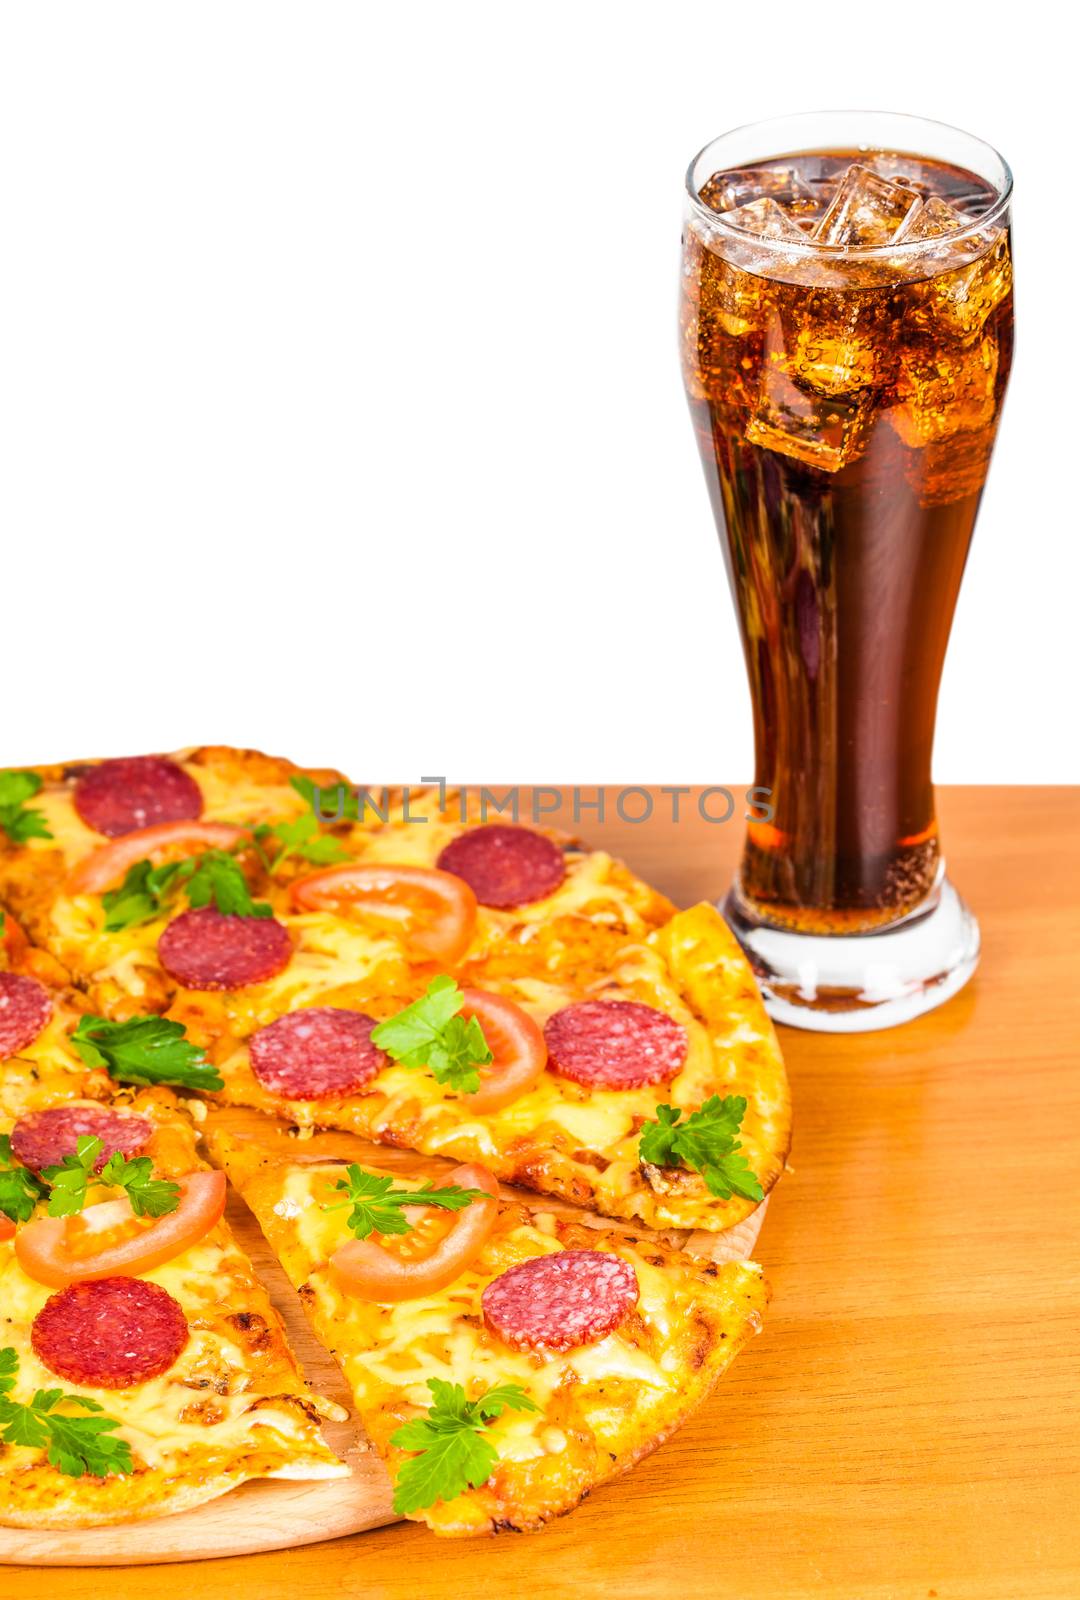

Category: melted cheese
[49, 897, 405, 1028]
[19, 790, 103, 867]
[0, 1238, 332, 1475]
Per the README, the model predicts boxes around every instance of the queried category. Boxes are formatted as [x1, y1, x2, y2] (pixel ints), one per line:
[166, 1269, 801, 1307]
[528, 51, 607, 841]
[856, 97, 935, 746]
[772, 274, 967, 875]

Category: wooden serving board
[2, 1107, 767, 1566]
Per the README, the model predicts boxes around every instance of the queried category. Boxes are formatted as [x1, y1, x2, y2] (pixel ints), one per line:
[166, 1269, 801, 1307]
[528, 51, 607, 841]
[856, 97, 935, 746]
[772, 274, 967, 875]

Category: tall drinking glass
[680, 113, 1013, 1031]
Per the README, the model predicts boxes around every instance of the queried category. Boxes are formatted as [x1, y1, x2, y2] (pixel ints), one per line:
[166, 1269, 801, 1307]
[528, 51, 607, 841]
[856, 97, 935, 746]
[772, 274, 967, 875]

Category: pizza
[0, 749, 791, 1235]
[0, 1087, 345, 1527]
[0, 746, 788, 1537]
[207, 1118, 768, 1536]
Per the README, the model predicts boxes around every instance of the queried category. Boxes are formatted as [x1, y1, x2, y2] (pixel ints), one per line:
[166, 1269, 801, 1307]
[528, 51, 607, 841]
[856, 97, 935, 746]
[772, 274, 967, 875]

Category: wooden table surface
[14, 788, 1080, 1599]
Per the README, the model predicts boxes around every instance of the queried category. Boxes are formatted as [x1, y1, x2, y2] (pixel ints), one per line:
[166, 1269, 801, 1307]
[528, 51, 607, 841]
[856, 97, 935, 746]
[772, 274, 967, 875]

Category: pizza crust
[0, 1450, 346, 1529]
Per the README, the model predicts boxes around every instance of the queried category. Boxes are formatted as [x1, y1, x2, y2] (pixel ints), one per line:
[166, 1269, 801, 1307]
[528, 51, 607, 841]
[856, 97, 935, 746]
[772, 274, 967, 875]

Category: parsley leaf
[102, 1151, 181, 1217]
[390, 1378, 539, 1514]
[248, 775, 357, 873]
[324, 1165, 491, 1240]
[0, 1349, 132, 1478]
[0, 1133, 48, 1224]
[100, 849, 268, 929]
[370, 977, 493, 1094]
[0, 771, 52, 844]
[183, 851, 272, 918]
[41, 1137, 181, 1219]
[639, 1094, 763, 1202]
[41, 1135, 102, 1217]
[102, 858, 193, 931]
[251, 814, 349, 875]
[71, 1014, 225, 1092]
[290, 774, 360, 824]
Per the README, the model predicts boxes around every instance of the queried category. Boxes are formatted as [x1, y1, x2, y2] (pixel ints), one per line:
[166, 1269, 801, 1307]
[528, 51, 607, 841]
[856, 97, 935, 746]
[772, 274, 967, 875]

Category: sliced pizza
[207, 1120, 768, 1536]
[0, 1087, 346, 1527]
[1, 753, 789, 1233]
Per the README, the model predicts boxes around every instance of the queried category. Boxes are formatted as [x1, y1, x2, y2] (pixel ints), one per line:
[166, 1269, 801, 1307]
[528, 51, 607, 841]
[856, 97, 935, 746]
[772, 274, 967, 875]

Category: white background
[1, 2, 1074, 783]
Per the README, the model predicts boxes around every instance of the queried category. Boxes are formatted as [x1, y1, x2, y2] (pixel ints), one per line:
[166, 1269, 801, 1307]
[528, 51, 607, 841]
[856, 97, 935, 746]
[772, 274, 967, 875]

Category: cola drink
[682, 143, 1013, 943]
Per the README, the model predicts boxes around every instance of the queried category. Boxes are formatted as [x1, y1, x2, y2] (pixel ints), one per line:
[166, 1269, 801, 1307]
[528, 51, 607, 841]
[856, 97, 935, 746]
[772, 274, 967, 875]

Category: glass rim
[685, 109, 1013, 260]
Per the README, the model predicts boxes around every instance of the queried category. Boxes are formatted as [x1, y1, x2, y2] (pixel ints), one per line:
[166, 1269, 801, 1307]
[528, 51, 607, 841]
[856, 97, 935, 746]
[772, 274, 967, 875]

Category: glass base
[723, 876, 980, 1034]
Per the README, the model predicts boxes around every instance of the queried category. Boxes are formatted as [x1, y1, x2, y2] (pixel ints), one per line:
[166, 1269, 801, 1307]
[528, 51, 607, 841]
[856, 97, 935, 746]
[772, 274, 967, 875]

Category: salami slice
[31, 1277, 189, 1388]
[482, 1249, 639, 1353]
[74, 756, 204, 838]
[249, 1007, 386, 1100]
[11, 1104, 153, 1174]
[544, 999, 688, 1090]
[158, 907, 292, 990]
[436, 825, 566, 909]
[0, 972, 53, 1059]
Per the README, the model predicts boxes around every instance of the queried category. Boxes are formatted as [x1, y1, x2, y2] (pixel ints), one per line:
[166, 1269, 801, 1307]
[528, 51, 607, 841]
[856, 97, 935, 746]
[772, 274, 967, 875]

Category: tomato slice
[66, 822, 249, 895]
[1, 910, 29, 966]
[292, 864, 478, 964]
[14, 1169, 226, 1287]
[329, 1162, 499, 1301]
[458, 989, 547, 1112]
[0, 1216, 15, 1242]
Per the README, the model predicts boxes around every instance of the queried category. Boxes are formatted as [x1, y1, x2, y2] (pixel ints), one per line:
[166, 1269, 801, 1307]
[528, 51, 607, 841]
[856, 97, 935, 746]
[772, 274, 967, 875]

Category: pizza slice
[207, 1119, 768, 1537]
[0, 1087, 346, 1527]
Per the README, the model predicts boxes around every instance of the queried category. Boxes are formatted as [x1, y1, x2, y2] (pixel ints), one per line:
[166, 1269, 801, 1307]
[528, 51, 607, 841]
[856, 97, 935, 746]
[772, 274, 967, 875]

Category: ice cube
[814, 164, 922, 247]
[904, 425, 999, 507]
[866, 157, 931, 198]
[889, 333, 999, 448]
[682, 228, 770, 403]
[727, 196, 807, 242]
[747, 360, 874, 471]
[693, 226, 776, 337]
[787, 291, 890, 395]
[699, 166, 814, 213]
[904, 196, 965, 241]
[791, 322, 878, 395]
[913, 232, 1013, 340]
